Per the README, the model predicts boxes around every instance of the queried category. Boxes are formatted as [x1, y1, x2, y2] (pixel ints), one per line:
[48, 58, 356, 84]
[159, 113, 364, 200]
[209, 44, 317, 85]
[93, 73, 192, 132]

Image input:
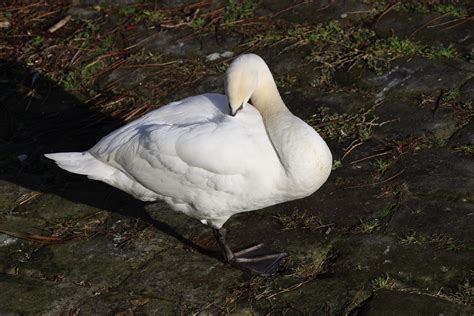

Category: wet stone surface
[1, 1, 473, 315]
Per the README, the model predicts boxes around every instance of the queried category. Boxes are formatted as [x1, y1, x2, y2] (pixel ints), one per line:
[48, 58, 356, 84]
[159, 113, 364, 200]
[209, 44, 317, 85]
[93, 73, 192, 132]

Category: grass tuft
[372, 273, 395, 290]
[275, 208, 329, 232]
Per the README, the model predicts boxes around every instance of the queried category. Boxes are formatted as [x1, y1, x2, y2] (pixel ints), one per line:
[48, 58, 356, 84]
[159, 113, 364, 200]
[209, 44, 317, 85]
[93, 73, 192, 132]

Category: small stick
[342, 141, 362, 160]
[347, 169, 405, 189]
[120, 60, 181, 68]
[349, 151, 392, 165]
[48, 15, 71, 33]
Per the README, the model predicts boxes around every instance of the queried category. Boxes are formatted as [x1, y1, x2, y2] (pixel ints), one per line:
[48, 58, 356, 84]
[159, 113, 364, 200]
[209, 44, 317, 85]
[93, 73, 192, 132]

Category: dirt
[0, 1, 473, 315]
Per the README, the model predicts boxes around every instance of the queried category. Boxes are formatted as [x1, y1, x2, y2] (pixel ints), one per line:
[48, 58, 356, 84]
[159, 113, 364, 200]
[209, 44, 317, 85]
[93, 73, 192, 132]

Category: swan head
[225, 54, 269, 116]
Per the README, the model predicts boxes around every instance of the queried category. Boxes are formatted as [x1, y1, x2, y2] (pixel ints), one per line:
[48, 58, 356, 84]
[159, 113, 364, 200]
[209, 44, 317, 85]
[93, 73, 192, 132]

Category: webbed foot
[213, 228, 287, 276]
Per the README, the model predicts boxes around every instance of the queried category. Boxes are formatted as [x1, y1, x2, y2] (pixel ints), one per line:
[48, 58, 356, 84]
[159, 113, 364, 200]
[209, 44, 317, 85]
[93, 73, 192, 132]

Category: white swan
[45, 54, 332, 275]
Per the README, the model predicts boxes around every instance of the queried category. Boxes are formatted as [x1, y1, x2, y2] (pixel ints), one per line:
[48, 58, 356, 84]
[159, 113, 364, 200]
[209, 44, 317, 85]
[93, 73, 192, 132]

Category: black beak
[230, 104, 243, 117]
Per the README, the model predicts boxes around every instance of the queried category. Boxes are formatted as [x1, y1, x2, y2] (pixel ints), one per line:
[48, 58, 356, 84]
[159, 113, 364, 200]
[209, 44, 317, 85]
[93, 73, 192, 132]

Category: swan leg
[212, 228, 287, 276]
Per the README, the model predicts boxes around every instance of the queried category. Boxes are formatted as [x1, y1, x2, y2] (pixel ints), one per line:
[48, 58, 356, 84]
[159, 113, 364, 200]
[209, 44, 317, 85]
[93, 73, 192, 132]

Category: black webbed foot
[213, 228, 287, 276]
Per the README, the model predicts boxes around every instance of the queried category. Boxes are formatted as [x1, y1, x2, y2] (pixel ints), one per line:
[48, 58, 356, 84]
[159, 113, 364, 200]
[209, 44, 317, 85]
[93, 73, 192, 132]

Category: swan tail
[45, 151, 159, 202]
[44, 152, 114, 181]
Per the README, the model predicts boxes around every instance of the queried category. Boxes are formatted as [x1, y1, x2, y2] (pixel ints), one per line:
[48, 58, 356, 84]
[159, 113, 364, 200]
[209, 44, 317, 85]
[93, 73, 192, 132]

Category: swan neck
[251, 74, 289, 120]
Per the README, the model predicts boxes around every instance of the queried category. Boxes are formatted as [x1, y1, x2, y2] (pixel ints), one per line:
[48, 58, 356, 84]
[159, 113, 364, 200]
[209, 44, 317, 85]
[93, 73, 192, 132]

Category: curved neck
[250, 71, 332, 193]
[250, 70, 290, 121]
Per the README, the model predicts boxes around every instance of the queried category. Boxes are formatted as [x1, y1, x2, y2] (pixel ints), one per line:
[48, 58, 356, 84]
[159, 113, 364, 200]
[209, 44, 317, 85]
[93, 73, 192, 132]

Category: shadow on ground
[0, 60, 218, 254]
[0, 1, 473, 315]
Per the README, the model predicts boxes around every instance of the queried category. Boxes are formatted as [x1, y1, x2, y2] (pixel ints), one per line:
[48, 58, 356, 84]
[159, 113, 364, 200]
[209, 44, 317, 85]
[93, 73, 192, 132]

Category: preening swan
[45, 54, 332, 275]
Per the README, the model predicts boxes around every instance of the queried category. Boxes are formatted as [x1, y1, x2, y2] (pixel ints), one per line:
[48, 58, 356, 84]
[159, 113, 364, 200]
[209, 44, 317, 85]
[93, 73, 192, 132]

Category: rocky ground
[0, 1, 473, 315]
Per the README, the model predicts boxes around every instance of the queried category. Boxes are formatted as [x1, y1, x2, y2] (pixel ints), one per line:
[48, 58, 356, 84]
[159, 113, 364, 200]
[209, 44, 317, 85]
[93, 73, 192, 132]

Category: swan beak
[230, 103, 244, 117]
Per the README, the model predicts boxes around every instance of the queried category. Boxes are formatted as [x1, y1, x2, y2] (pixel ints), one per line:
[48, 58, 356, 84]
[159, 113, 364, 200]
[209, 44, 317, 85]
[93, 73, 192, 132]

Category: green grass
[61, 60, 104, 92]
[93, 34, 115, 56]
[372, 273, 394, 290]
[260, 21, 425, 76]
[332, 159, 342, 170]
[399, 231, 465, 251]
[430, 233, 464, 251]
[372, 158, 392, 177]
[191, 17, 207, 30]
[467, 49, 474, 63]
[126, 48, 162, 64]
[359, 218, 381, 233]
[224, 0, 258, 23]
[399, 231, 420, 245]
[426, 45, 458, 59]
[442, 88, 460, 103]
[384, 36, 420, 55]
[140, 10, 165, 23]
[290, 244, 335, 279]
[432, 4, 468, 17]
[454, 145, 474, 155]
[397, 3, 468, 17]
[118, 6, 164, 23]
[257, 19, 464, 84]
[275, 73, 297, 88]
[306, 104, 387, 144]
[275, 208, 326, 231]
[449, 280, 473, 305]
[21, 35, 45, 54]
[359, 204, 397, 234]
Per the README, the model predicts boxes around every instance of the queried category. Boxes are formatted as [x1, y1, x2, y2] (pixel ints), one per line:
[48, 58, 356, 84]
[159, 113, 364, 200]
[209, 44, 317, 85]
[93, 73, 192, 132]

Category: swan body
[46, 54, 332, 247]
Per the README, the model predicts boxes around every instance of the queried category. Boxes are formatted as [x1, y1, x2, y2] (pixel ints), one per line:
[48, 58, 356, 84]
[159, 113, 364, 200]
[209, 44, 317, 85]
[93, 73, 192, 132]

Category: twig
[32, 9, 60, 21]
[347, 169, 405, 189]
[0, 230, 66, 242]
[48, 15, 71, 33]
[342, 141, 363, 160]
[265, 280, 311, 300]
[372, 2, 400, 29]
[441, 17, 472, 31]
[120, 60, 181, 68]
[409, 13, 450, 39]
[273, 1, 323, 19]
[349, 151, 391, 165]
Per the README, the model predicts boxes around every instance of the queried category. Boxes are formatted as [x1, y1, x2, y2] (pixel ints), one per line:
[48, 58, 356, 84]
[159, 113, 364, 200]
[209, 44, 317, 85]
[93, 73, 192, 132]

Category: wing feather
[89, 93, 283, 217]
